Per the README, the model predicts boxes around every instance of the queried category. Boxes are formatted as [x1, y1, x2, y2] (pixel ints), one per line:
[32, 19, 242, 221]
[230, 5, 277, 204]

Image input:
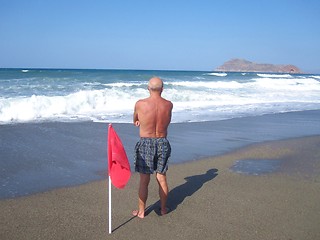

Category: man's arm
[133, 102, 140, 127]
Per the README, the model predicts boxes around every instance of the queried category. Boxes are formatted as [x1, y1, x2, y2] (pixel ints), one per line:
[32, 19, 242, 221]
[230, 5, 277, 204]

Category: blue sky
[1, 0, 320, 73]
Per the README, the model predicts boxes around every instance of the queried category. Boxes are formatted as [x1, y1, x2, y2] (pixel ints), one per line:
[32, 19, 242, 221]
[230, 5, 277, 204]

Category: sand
[1, 135, 319, 240]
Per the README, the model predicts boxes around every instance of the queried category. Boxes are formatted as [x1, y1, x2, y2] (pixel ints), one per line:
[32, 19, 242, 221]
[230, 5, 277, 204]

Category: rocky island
[215, 58, 302, 73]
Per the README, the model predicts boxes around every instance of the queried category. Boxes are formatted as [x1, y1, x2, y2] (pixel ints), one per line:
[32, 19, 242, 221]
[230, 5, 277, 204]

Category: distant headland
[215, 58, 302, 73]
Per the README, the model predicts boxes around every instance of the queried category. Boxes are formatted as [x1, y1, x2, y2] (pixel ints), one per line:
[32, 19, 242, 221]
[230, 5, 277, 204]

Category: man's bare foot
[132, 210, 145, 219]
[160, 207, 170, 216]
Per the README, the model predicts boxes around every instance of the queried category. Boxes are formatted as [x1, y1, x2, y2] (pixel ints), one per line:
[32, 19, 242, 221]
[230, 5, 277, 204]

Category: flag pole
[108, 175, 112, 234]
[107, 123, 131, 234]
[108, 123, 112, 234]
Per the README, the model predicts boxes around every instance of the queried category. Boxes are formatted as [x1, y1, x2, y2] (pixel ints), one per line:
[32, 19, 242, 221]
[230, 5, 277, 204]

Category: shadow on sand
[112, 168, 218, 232]
[146, 168, 218, 215]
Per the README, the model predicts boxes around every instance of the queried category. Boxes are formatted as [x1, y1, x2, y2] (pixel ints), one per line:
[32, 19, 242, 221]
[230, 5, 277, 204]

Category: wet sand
[1, 136, 319, 240]
[1, 110, 320, 199]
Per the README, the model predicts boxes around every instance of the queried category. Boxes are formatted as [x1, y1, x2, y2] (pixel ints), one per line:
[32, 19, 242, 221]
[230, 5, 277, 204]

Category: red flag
[107, 124, 131, 189]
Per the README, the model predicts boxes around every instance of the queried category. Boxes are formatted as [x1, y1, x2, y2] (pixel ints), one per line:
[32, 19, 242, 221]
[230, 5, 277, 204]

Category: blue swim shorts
[134, 138, 171, 174]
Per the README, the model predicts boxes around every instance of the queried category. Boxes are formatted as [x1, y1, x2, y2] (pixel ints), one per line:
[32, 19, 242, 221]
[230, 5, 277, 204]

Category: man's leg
[156, 172, 169, 215]
[133, 173, 150, 218]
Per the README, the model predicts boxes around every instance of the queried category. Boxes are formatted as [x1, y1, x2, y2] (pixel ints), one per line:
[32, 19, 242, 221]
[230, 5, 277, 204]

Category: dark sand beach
[1, 110, 320, 239]
[1, 136, 320, 240]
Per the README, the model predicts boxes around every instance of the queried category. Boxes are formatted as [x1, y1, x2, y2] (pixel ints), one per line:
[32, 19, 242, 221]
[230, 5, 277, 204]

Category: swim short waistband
[140, 137, 167, 140]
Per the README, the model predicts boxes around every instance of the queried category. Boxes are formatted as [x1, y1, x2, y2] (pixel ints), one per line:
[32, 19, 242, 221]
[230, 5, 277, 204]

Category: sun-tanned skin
[132, 77, 173, 218]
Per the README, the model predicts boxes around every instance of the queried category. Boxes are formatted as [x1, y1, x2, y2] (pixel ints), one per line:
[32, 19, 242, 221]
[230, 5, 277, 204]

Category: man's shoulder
[163, 98, 173, 107]
[136, 97, 172, 107]
[136, 98, 149, 104]
[135, 98, 150, 109]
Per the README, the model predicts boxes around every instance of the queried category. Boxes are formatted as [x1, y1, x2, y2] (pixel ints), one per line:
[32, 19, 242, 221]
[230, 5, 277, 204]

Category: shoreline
[1, 135, 319, 239]
[1, 109, 320, 199]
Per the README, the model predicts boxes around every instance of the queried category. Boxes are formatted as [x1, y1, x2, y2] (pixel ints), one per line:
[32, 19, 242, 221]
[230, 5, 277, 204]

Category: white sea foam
[204, 72, 228, 77]
[0, 89, 143, 123]
[1, 70, 320, 124]
[169, 80, 243, 89]
[257, 73, 292, 78]
[250, 77, 320, 91]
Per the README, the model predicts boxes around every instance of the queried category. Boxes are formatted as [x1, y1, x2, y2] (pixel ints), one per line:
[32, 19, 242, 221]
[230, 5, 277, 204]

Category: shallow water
[1, 110, 320, 199]
[230, 159, 281, 175]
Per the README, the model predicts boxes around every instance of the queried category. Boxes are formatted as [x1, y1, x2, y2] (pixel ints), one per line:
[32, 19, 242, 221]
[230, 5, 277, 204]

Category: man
[132, 77, 173, 218]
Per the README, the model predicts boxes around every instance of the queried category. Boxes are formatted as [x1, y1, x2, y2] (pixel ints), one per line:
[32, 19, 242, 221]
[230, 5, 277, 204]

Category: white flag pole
[108, 175, 112, 234]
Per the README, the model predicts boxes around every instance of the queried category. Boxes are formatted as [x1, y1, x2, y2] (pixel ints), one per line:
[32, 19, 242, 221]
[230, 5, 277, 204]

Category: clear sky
[1, 0, 320, 73]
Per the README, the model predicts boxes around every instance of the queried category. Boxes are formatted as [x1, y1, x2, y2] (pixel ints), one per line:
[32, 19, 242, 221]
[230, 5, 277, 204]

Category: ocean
[1, 69, 320, 199]
[1, 68, 320, 124]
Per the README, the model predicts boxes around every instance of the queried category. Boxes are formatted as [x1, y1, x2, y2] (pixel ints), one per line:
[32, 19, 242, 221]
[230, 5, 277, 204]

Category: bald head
[148, 77, 163, 92]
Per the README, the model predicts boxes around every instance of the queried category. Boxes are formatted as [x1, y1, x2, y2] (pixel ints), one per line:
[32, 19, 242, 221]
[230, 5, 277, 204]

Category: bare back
[134, 95, 173, 138]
